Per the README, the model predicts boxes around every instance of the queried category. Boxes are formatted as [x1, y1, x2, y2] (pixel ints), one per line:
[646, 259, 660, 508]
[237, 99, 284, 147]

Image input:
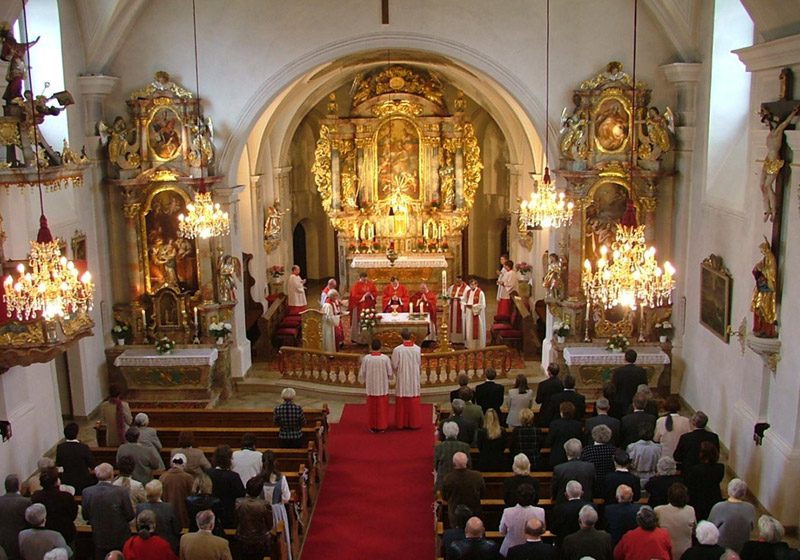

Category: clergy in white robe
[497, 261, 519, 318]
[320, 278, 337, 306]
[322, 290, 344, 353]
[447, 276, 469, 344]
[287, 265, 307, 314]
[361, 339, 393, 431]
[462, 279, 487, 349]
[391, 329, 422, 429]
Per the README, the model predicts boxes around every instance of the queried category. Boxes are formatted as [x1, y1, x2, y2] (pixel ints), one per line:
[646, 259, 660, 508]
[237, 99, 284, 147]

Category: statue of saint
[758, 105, 799, 222]
[751, 238, 777, 338]
[264, 199, 289, 241]
[543, 252, 564, 301]
[560, 107, 588, 159]
[438, 149, 455, 209]
[218, 254, 242, 303]
[0, 22, 38, 103]
[638, 107, 673, 161]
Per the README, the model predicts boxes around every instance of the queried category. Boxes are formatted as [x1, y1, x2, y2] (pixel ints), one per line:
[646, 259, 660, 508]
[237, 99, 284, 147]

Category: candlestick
[354, 223, 359, 241]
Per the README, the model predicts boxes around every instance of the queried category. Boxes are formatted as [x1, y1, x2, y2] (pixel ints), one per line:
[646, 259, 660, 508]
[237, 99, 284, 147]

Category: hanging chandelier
[2, 2, 94, 322]
[581, 0, 675, 316]
[176, 0, 229, 240]
[516, 0, 573, 230]
[178, 190, 229, 239]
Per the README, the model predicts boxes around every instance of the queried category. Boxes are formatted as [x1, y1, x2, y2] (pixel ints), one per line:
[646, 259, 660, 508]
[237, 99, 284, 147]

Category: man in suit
[506, 517, 558, 560]
[604, 484, 641, 547]
[458, 387, 485, 431]
[439, 399, 476, 446]
[445, 517, 500, 560]
[81, 463, 135, 560]
[561, 505, 612, 560]
[542, 375, 586, 425]
[611, 349, 648, 417]
[620, 394, 657, 448]
[673, 411, 720, 472]
[602, 451, 641, 504]
[116, 427, 163, 484]
[434, 423, 472, 492]
[584, 398, 621, 447]
[55, 423, 94, 495]
[17, 504, 72, 560]
[625, 385, 659, 417]
[475, 367, 504, 415]
[442, 452, 486, 529]
[179, 509, 232, 560]
[549, 481, 594, 546]
[535, 363, 564, 426]
[450, 373, 470, 402]
[552, 439, 596, 504]
[0, 474, 31, 560]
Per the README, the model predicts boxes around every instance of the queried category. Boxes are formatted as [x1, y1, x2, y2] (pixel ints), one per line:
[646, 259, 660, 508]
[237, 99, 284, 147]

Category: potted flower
[654, 321, 673, 343]
[111, 321, 130, 345]
[209, 321, 232, 345]
[416, 239, 425, 251]
[427, 240, 438, 252]
[515, 262, 533, 278]
[155, 336, 175, 355]
[553, 320, 570, 344]
[348, 242, 357, 253]
[269, 265, 285, 280]
[360, 308, 378, 334]
[359, 240, 368, 252]
[441, 240, 449, 251]
[606, 334, 629, 353]
[371, 240, 382, 252]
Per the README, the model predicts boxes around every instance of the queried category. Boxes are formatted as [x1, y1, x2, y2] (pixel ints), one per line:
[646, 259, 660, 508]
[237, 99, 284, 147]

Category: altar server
[361, 339, 394, 432]
[348, 272, 378, 345]
[382, 276, 410, 312]
[391, 328, 422, 429]
[320, 278, 337, 306]
[496, 253, 509, 300]
[463, 278, 486, 349]
[322, 290, 344, 353]
[498, 260, 520, 318]
[410, 282, 437, 338]
[448, 275, 469, 344]
[287, 265, 307, 314]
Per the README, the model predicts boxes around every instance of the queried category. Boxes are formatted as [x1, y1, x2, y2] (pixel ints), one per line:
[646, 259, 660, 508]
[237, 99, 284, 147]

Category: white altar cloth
[563, 346, 670, 366]
[377, 312, 430, 325]
[350, 255, 447, 269]
[114, 348, 219, 367]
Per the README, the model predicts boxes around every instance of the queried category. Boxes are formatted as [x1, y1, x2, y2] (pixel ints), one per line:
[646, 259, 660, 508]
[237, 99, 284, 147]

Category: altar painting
[376, 118, 421, 201]
[594, 97, 630, 153]
[143, 188, 198, 294]
[583, 181, 629, 262]
[148, 107, 182, 161]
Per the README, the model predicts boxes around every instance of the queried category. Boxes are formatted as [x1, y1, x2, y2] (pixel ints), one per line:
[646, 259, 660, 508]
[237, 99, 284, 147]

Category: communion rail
[278, 345, 514, 387]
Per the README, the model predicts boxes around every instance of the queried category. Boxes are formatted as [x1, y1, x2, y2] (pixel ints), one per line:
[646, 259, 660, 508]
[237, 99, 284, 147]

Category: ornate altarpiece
[551, 62, 675, 364]
[101, 72, 232, 403]
[312, 65, 483, 292]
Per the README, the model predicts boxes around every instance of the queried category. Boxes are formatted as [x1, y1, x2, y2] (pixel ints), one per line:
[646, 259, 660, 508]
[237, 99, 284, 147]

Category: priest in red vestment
[382, 276, 410, 312]
[410, 282, 437, 338]
[348, 272, 378, 345]
[447, 275, 468, 344]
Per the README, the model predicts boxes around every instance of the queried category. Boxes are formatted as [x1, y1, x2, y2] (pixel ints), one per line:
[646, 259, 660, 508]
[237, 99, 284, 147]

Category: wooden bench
[435, 522, 557, 558]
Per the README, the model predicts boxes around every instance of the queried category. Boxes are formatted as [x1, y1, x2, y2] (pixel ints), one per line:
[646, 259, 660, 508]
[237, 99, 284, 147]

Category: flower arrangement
[654, 321, 673, 336]
[371, 240, 382, 251]
[553, 320, 571, 338]
[269, 265, 285, 279]
[607, 334, 629, 352]
[515, 262, 533, 274]
[209, 322, 232, 340]
[441, 240, 449, 250]
[427, 240, 438, 251]
[155, 336, 176, 355]
[359, 308, 378, 331]
[348, 242, 357, 252]
[416, 239, 425, 250]
[359, 240, 368, 251]
[111, 321, 130, 340]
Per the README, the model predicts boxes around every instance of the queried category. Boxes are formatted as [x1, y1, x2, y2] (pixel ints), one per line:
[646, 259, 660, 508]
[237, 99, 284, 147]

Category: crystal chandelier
[178, 190, 230, 239]
[4, 217, 94, 320]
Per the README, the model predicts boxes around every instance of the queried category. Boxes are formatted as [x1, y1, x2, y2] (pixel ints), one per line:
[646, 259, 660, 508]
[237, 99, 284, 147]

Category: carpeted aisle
[300, 403, 434, 560]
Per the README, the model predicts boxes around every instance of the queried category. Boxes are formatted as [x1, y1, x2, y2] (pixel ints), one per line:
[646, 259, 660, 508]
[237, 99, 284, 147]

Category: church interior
[1, 0, 800, 558]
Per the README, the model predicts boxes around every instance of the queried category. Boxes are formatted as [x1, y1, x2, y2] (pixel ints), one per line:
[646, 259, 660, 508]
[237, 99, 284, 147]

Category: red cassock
[349, 279, 378, 344]
[410, 291, 437, 328]
[382, 283, 410, 312]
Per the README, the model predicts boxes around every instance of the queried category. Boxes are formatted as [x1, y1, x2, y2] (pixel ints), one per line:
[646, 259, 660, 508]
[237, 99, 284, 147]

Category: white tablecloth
[376, 312, 430, 325]
[563, 346, 670, 366]
[114, 348, 219, 367]
[350, 255, 447, 268]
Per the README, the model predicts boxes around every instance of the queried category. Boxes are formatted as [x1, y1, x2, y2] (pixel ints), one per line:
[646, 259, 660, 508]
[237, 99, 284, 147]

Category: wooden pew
[435, 522, 557, 558]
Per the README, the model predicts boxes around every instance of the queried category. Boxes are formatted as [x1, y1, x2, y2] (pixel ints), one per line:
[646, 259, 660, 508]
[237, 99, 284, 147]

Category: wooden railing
[278, 345, 513, 387]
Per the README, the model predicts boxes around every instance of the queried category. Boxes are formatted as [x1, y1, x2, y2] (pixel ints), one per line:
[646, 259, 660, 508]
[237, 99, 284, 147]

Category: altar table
[114, 348, 219, 367]
[370, 312, 431, 349]
[350, 255, 448, 269]
[563, 346, 670, 366]
[557, 344, 671, 392]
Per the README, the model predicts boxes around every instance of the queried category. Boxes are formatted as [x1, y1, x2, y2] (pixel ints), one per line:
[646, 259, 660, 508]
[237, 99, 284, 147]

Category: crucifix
[381, 0, 389, 24]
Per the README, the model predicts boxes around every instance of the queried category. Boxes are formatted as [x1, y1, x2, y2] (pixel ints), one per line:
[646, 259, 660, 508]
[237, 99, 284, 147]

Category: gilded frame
[700, 255, 732, 343]
[592, 89, 632, 155]
[146, 102, 183, 163]
[71, 230, 86, 261]
[371, 115, 427, 203]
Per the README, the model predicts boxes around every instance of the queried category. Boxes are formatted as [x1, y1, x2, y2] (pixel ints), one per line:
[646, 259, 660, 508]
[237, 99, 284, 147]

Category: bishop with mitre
[447, 274, 468, 344]
[462, 278, 486, 349]
[410, 282, 437, 338]
[382, 276, 410, 312]
[391, 328, 422, 429]
[348, 272, 378, 345]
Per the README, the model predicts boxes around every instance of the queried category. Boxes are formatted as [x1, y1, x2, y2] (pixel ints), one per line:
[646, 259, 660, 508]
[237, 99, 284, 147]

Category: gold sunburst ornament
[178, 191, 230, 239]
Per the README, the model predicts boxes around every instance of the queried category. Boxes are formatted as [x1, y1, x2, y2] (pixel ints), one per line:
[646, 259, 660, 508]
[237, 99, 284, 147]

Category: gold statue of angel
[98, 116, 140, 169]
[218, 254, 242, 303]
[560, 107, 588, 160]
[638, 106, 674, 161]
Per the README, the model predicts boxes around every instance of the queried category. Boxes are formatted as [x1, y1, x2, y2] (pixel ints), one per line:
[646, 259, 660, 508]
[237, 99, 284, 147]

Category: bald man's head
[452, 452, 469, 470]
[465, 517, 485, 538]
[524, 516, 545, 538]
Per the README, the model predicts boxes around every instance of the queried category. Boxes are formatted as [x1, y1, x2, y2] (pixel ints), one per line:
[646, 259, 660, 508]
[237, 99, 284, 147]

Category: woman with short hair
[502, 453, 540, 507]
[655, 482, 696, 560]
[580, 423, 616, 489]
[274, 387, 306, 448]
[645, 456, 683, 507]
[133, 413, 163, 452]
[740, 515, 798, 560]
[613, 505, 673, 560]
[123, 509, 178, 560]
[678, 520, 725, 560]
[137, 480, 181, 554]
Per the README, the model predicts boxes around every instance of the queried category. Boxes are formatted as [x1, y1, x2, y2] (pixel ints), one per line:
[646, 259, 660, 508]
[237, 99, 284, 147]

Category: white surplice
[288, 273, 307, 307]
[462, 287, 487, 349]
[391, 343, 421, 398]
[322, 301, 340, 353]
[496, 268, 507, 300]
[360, 353, 393, 396]
[504, 270, 520, 297]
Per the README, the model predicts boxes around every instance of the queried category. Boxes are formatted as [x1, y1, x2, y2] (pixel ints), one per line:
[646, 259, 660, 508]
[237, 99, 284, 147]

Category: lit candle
[354, 223, 359, 241]
[442, 270, 447, 294]
[141, 308, 147, 329]
[193, 306, 198, 326]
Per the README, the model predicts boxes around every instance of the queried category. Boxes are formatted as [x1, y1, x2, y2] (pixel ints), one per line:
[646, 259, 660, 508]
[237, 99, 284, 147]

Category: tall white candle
[141, 308, 146, 329]
[193, 306, 198, 326]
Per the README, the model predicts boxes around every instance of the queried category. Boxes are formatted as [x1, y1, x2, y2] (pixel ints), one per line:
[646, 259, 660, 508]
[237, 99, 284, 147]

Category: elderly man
[561, 505, 612, 560]
[81, 463, 134, 559]
[0, 474, 31, 559]
[552, 439, 596, 504]
[410, 282, 437, 337]
[506, 517, 557, 560]
[391, 328, 422, 429]
[550, 481, 594, 546]
[55, 423, 94, 495]
[673, 411, 720, 472]
[605, 484, 642, 548]
[708, 478, 756, 554]
[320, 278, 337, 306]
[287, 265, 307, 314]
[442, 452, 485, 529]
[435, 423, 472, 492]
[382, 276, 410, 312]
[584, 397, 620, 447]
[179, 510, 232, 560]
[348, 272, 377, 345]
[321, 289, 344, 352]
[18, 504, 73, 560]
[620, 393, 657, 448]
[439, 399, 476, 445]
[361, 339, 394, 432]
[132, 413, 163, 452]
[602, 450, 641, 504]
[117, 427, 164, 483]
[445, 517, 499, 560]
[462, 278, 486, 349]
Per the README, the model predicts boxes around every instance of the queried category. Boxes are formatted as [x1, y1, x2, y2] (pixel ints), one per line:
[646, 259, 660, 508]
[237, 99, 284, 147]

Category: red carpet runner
[301, 403, 434, 559]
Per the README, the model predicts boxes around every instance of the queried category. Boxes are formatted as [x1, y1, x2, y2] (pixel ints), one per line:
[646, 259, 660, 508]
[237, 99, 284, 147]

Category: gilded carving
[639, 197, 657, 213]
[311, 124, 333, 212]
[462, 123, 483, 208]
[371, 100, 424, 119]
[352, 65, 444, 108]
[0, 122, 20, 146]
[578, 61, 648, 91]
[123, 203, 142, 220]
[130, 71, 194, 100]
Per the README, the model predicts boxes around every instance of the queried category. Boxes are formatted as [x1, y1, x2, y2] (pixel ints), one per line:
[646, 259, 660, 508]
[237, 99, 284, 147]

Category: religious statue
[560, 106, 588, 159]
[438, 149, 455, 209]
[758, 105, 799, 222]
[0, 22, 38, 104]
[264, 199, 289, 254]
[188, 116, 214, 167]
[218, 254, 242, 303]
[638, 106, 674, 161]
[98, 116, 141, 169]
[61, 140, 88, 165]
[543, 252, 564, 301]
[751, 238, 778, 338]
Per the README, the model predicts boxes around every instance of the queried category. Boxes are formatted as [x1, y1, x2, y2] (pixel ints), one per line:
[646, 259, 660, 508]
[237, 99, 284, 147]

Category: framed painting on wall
[700, 254, 732, 342]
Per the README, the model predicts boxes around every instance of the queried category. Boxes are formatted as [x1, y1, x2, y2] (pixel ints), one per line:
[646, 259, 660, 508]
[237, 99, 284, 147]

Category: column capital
[660, 63, 702, 85]
[505, 162, 524, 175]
[213, 184, 246, 203]
[76, 74, 120, 96]
[273, 166, 292, 179]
